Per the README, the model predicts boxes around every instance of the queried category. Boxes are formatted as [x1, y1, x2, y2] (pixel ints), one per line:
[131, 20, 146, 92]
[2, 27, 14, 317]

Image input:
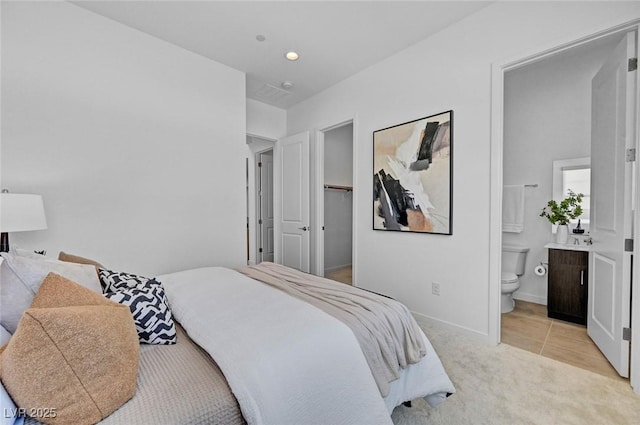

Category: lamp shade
[0, 193, 48, 233]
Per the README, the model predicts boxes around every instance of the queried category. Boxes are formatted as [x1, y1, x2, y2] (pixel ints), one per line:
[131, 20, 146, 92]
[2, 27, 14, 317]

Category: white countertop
[544, 242, 592, 252]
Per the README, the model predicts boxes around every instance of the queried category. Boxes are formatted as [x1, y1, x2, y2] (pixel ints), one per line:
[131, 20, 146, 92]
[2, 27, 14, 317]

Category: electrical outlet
[432, 282, 441, 296]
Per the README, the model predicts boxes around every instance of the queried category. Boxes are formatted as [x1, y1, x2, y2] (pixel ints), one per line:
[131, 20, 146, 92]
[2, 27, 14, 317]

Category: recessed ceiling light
[285, 51, 299, 61]
[256, 34, 266, 42]
[281, 81, 294, 90]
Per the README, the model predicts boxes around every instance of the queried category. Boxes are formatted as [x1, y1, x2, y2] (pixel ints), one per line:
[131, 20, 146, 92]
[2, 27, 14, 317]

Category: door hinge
[623, 327, 631, 341]
[259, 248, 263, 253]
[625, 238, 634, 252]
[258, 219, 263, 225]
[258, 162, 262, 167]
[626, 148, 636, 162]
[629, 58, 638, 72]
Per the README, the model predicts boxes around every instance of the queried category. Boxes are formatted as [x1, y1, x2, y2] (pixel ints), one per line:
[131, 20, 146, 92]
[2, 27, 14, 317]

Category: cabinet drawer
[549, 248, 588, 266]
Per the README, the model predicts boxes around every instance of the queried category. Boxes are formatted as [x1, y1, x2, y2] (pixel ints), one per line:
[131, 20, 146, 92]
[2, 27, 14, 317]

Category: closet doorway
[317, 122, 354, 285]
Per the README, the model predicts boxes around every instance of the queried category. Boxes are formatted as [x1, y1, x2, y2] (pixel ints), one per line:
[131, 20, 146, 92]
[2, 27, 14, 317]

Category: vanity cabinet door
[547, 248, 588, 325]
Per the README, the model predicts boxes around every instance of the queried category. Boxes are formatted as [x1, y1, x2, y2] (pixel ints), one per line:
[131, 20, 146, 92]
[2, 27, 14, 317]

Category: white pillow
[0, 382, 18, 425]
[0, 253, 102, 333]
[0, 316, 20, 425]
[1, 321, 18, 425]
[13, 248, 50, 260]
[0, 324, 10, 345]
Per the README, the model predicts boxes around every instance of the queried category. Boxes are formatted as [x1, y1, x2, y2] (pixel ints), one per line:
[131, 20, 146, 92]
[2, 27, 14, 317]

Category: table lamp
[0, 190, 48, 253]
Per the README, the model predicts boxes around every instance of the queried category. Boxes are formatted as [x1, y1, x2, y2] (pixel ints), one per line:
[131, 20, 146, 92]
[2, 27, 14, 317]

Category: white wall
[287, 2, 640, 336]
[503, 36, 622, 305]
[324, 124, 353, 271]
[247, 98, 286, 141]
[1, 2, 247, 276]
[324, 124, 353, 186]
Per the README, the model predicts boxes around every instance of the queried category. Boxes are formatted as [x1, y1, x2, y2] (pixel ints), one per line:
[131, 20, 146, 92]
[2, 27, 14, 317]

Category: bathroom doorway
[496, 26, 638, 383]
[502, 33, 621, 304]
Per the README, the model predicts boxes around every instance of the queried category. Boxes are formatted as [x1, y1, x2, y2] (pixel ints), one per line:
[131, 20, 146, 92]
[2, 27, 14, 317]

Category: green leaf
[540, 189, 584, 225]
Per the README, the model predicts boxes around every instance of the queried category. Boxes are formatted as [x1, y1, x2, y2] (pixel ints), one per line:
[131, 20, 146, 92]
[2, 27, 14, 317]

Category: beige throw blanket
[238, 262, 426, 397]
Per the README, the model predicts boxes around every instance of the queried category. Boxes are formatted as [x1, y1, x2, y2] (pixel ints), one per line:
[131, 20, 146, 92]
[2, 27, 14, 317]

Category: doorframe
[246, 134, 276, 266]
[254, 147, 274, 264]
[314, 117, 357, 284]
[489, 20, 640, 391]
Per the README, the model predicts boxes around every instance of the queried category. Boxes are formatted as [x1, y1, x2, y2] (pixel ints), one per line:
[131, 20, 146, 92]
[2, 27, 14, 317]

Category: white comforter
[159, 267, 392, 425]
[158, 266, 455, 425]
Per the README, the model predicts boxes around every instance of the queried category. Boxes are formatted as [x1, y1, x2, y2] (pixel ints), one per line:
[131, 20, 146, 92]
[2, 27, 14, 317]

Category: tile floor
[501, 299, 626, 381]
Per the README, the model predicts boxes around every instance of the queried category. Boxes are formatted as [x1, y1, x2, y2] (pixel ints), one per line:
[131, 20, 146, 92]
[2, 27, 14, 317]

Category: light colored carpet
[391, 318, 640, 425]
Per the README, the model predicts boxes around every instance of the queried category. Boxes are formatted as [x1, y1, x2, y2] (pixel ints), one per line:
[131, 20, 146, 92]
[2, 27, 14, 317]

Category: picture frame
[373, 110, 453, 235]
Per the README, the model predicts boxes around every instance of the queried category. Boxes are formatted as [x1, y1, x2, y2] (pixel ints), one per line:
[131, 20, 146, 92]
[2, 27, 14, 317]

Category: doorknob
[298, 226, 308, 231]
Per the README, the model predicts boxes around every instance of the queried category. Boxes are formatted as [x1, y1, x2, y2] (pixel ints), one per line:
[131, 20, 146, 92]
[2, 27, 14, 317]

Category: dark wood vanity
[547, 247, 589, 326]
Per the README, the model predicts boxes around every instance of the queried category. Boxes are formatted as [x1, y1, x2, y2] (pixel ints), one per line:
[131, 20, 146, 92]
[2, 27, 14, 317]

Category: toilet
[501, 245, 529, 314]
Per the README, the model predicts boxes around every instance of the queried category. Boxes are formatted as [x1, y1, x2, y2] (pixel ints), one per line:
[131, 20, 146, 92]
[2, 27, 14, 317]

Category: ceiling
[73, 1, 492, 109]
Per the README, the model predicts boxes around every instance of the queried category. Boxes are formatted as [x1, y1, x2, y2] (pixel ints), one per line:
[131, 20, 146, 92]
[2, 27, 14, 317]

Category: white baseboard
[411, 311, 492, 345]
[513, 292, 546, 305]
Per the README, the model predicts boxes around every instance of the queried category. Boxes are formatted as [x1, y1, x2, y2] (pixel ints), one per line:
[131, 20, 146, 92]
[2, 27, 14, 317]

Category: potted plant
[540, 189, 584, 244]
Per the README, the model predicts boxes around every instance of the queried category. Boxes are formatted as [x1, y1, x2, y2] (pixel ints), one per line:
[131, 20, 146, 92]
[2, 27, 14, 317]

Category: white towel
[503, 185, 525, 233]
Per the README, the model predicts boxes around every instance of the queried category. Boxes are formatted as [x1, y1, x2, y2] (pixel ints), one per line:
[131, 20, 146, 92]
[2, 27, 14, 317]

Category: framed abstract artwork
[373, 110, 453, 235]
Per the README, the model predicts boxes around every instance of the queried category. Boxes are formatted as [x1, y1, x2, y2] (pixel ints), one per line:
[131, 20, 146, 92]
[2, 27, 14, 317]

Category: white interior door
[274, 131, 310, 272]
[588, 31, 636, 378]
[259, 151, 274, 263]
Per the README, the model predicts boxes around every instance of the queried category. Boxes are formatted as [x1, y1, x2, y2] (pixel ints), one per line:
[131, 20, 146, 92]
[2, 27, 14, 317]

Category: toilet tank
[502, 245, 529, 275]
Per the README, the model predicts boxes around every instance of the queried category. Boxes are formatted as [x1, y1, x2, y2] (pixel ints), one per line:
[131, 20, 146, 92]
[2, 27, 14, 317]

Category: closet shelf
[324, 184, 353, 192]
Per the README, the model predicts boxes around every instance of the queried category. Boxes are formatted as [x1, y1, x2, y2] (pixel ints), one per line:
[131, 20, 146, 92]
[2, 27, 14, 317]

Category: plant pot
[556, 224, 569, 244]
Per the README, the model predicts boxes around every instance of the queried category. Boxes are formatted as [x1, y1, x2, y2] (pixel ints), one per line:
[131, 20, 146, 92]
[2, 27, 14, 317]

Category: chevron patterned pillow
[98, 269, 149, 293]
[99, 269, 177, 345]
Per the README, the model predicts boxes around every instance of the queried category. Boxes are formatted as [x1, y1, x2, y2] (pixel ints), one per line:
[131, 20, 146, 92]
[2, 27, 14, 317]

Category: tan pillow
[58, 251, 104, 269]
[0, 274, 139, 425]
[31, 272, 112, 309]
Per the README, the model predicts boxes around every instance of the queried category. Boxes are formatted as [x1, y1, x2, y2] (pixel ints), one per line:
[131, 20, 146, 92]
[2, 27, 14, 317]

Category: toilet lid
[501, 272, 518, 283]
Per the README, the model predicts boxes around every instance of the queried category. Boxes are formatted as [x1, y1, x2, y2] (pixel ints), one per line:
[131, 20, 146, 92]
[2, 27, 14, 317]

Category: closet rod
[324, 184, 353, 192]
[524, 184, 538, 188]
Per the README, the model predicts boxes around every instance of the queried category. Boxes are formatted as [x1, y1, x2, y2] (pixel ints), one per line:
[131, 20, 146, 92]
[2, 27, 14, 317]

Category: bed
[1, 252, 455, 425]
